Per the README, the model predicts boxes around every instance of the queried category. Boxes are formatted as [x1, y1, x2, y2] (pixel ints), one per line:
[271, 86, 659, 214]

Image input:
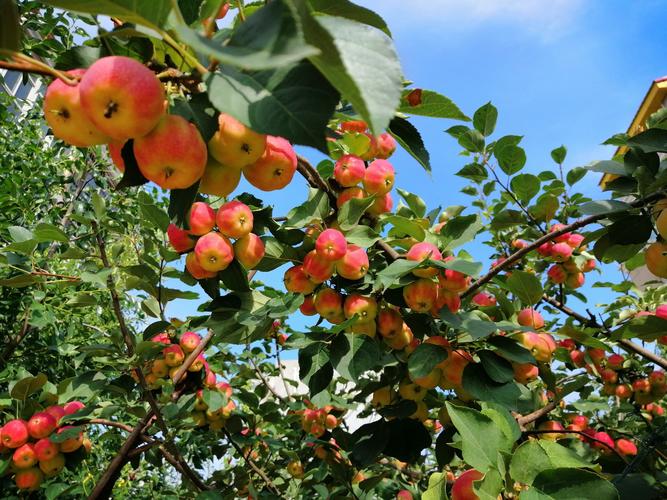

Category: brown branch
[0, 53, 78, 85]
[517, 401, 558, 428]
[91, 221, 210, 492]
[462, 191, 666, 299]
[170, 329, 215, 389]
[543, 294, 667, 370]
[223, 428, 282, 497]
[524, 429, 627, 462]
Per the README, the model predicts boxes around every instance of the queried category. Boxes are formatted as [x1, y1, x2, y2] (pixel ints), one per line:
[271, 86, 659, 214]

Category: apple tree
[0, 1, 666, 498]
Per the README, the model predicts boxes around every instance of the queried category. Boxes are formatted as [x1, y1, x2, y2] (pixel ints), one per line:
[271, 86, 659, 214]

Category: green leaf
[388, 116, 431, 172]
[489, 209, 525, 230]
[384, 215, 426, 241]
[496, 144, 526, 175]
[473, 102, 498, 137]
[91, 192, 106, 220]
[510, 174, 540, 203]
[374, 259, 421, 290]
[478, 350, 514, 383]
[0, 274, 38, 288]
[578, 200, 632, 216]
[397, 188, 427, 218]
[344, 225, 380, 248]
[462, 363, 521, 409]
[255, 237, 299, 272]
[626, 128, 667, 153]
[175, 0, 318, 70]
[510, 439, 598, 486]
[308, 0, 390, 35]
[337, 196, 375, 230]
[66, 293, 98, 307]
[408, 343, 448, 379]
[457, 162, 488, 182]
[329, 333, 381, 381]
[299, 9, 402, 134]
[171, 93, 219, 143]
[530, 194, 559, 222]
[506, 271, 543, 305]
[458, 129, 485, 153]
[8, 225, 33, 243]
[566, 167, 586, 186]
[286, 188, 330, 227]
[422, 471, 448, 500]
[440, 214, 483, 250]
[550, 145, 567, 164]
[43, 0, 172, 32]
[0, 0, 20, 50]
[522, 468, 619, 500]
[475, 468, 504, 500]
[202, 388, 227, 412]
[584, 160, 627, 175]
[437, 258, 483, 277]
[206, 60, 339, 152]
[446, 403, 511, 471]
[299, 343, 332, 396]
[138, 192, 169, 232]
[480, 403, 521, 444]
[398, 89, 469, 121]
[11, 373, 47, 400]
[488, 336, 535, 364]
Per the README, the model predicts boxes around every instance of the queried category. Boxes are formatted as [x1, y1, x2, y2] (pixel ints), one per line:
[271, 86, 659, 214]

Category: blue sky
[164, 0, 667, 346]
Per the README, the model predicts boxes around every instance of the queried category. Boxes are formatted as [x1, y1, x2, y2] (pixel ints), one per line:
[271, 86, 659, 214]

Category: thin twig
[517, 401, 558, 428]
[0, 51, 78, 85]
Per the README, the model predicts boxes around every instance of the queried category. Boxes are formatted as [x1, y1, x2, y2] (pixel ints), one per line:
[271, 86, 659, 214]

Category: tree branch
[517, 401, 558, 428]
[462, 190, 666, 299]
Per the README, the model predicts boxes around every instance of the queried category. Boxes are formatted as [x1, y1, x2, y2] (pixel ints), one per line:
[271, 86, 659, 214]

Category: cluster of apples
[298, 405, 340, 438]
[561, 342, 667, 404]
[0, 401, 89, 491]
[143, 332, 236, 430]
[510, 308, 557, 384]
[167, 200, 265, 279]
[44, 55, 297, 197]
[536, 415, 638, 457]
[330, 120, 397, 216]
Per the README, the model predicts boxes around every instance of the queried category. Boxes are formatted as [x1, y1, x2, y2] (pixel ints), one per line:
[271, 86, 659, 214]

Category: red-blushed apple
[550, 242, 573, 262]
[385, 322, 414, 350]
[199, 157, 242, 197]
[151, 358, 169, 378]
[600, 368, 618, 384]
[194, 232, 234, 272]
[167, 223, 195, 253]
[559, 338, 576, 350]
[516, 332, 556, 362]
[315, 229, 347, 261]
[512, 239, 528, 249]
[179, 331, 201, 353]
[27, 412, 57, 439]
[185, 251, 217, 279]
[243, 135, 297, 191]
[451, 468, 483, 500]
[79, 55, 165, 141]
[547, 264, 567, 283]
[208, 113, 266, 169]
[134, 114, 207, 190]
[107, 141, 125, 172]
[472, 292, 496, 307]
[333, 154, 365, 187]
[43, 69, 110, 147]
[234, 233, 265, 269]
[537, 241, 554, 257]
[537, 420, 565, 440]
[517, 308, 545, 329]
[586, 348, 606, 366]
[34, 438, 59, 461]
[39, 453, 66, 477]
[283, 265, 317, 294]
[188, 202, 216, 236]
[615, 438, 637, 456]
[592, 431, 615, 453]
[1, 419, 29, 448]
[377, 308, 404, 338]
[163, 344, 185, 367]
[513, 362, 539, 384]
[14, 467, 44, 491]
[396, 489, 413, 500]
[439, 350, 473, 389]
[300, 295, 317, 316]
[340, 120, 368, 133]
[336, 186, 366, 209]
[45, 405, 66, 423]
[403, 278, 438, 313]
[303, 250, 335, 283]
[57, 426, 83, 452]
[12, 443, 37, 469]
[314, 287, 344, 324]
[645, 241, 667, 278]
[406, 242, 442, 277]
[566, 272, 585, 288]
[343, 294, 378, 323]
[367, 192, 393, 216]
[350, 321, 376, 337]
[582, 258, 596, 272]
[439, 259, 471, 292]
[434, 289, 461, 315]
[567, 233, 585, 248]
[550, 223, 572, 242]
[375, 133, 396, 159]
[216, 200, 253, 239]
[336, 244, 369, 280]
[363, 159, 395, 195]
[615, 384, 632, 399]
[63, 401, 85, 415]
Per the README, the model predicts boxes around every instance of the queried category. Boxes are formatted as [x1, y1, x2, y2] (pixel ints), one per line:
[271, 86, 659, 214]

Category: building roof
[600, 76, 667, 187]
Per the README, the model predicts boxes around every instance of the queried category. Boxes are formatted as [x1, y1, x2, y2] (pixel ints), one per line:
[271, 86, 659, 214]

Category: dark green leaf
[458, 129, 485, 153]
[168, 181, 200, 228]
[0, 0, 21, 50]
[478, 350, 514, 383]
[566, 167, 586, 186]
[462, 363, 521, 409]
[506, 270, 543, 305]
[337, 196, 375, 230]
[550, 145, 567, 164]
[116, 140, 149, 190]
[510, 174, 540, 203]
[496, 144, 526, 175]
[473, 102, 498, 136]
[299, 343, 332, 396]
[523, 468, 619, 500]
[330, 333, 381, 381]
[626, 128, 667, 153]
[308, 0, 390, 35]
[578, 200, 632, 216]
[11, 373, 47, 400]
[407, 343, 448, 379]
[388, 116, 431, 172]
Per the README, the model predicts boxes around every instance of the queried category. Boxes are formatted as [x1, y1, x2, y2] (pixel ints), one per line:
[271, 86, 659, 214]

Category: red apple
[185, 251, 217, 279]
[243, 135, 296, 191]
[333, 155, 365, 187]
[12, 443, 37, 469]
[167, 223, 195, 253]
[14, 467, 44, 491]
[188, 202, 216, 236]
[406, 242, 442, 278]
[216, 200, 254, 239]
[179, 331, 201, 353]
[1, 419, 29, 448]
[343, 294, 378, 323]
[194, 232, 234, 272]
[283, 265, 317, 294]
[27, 412, 57, 439]
[363, 159, 395, 195]
[336, 186, 366, 209]
[34, 438, 59, 461]
[315, 229, 347, 261]
[303, 250, 335, 283]
[451, 469, 483, 500]
[336, 244, 369, 280]
[403, 278, 438, 313]
[39, 452, 66, 477]
[208, 113, 266, 169]
[233, 233, 265, 269]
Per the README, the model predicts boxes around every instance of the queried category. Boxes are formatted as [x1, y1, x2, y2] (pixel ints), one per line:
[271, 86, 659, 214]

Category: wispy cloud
[364, 0, 586, 42]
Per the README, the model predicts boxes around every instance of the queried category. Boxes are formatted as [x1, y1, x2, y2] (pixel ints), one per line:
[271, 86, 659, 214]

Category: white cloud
[363, 0, 586, 42]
